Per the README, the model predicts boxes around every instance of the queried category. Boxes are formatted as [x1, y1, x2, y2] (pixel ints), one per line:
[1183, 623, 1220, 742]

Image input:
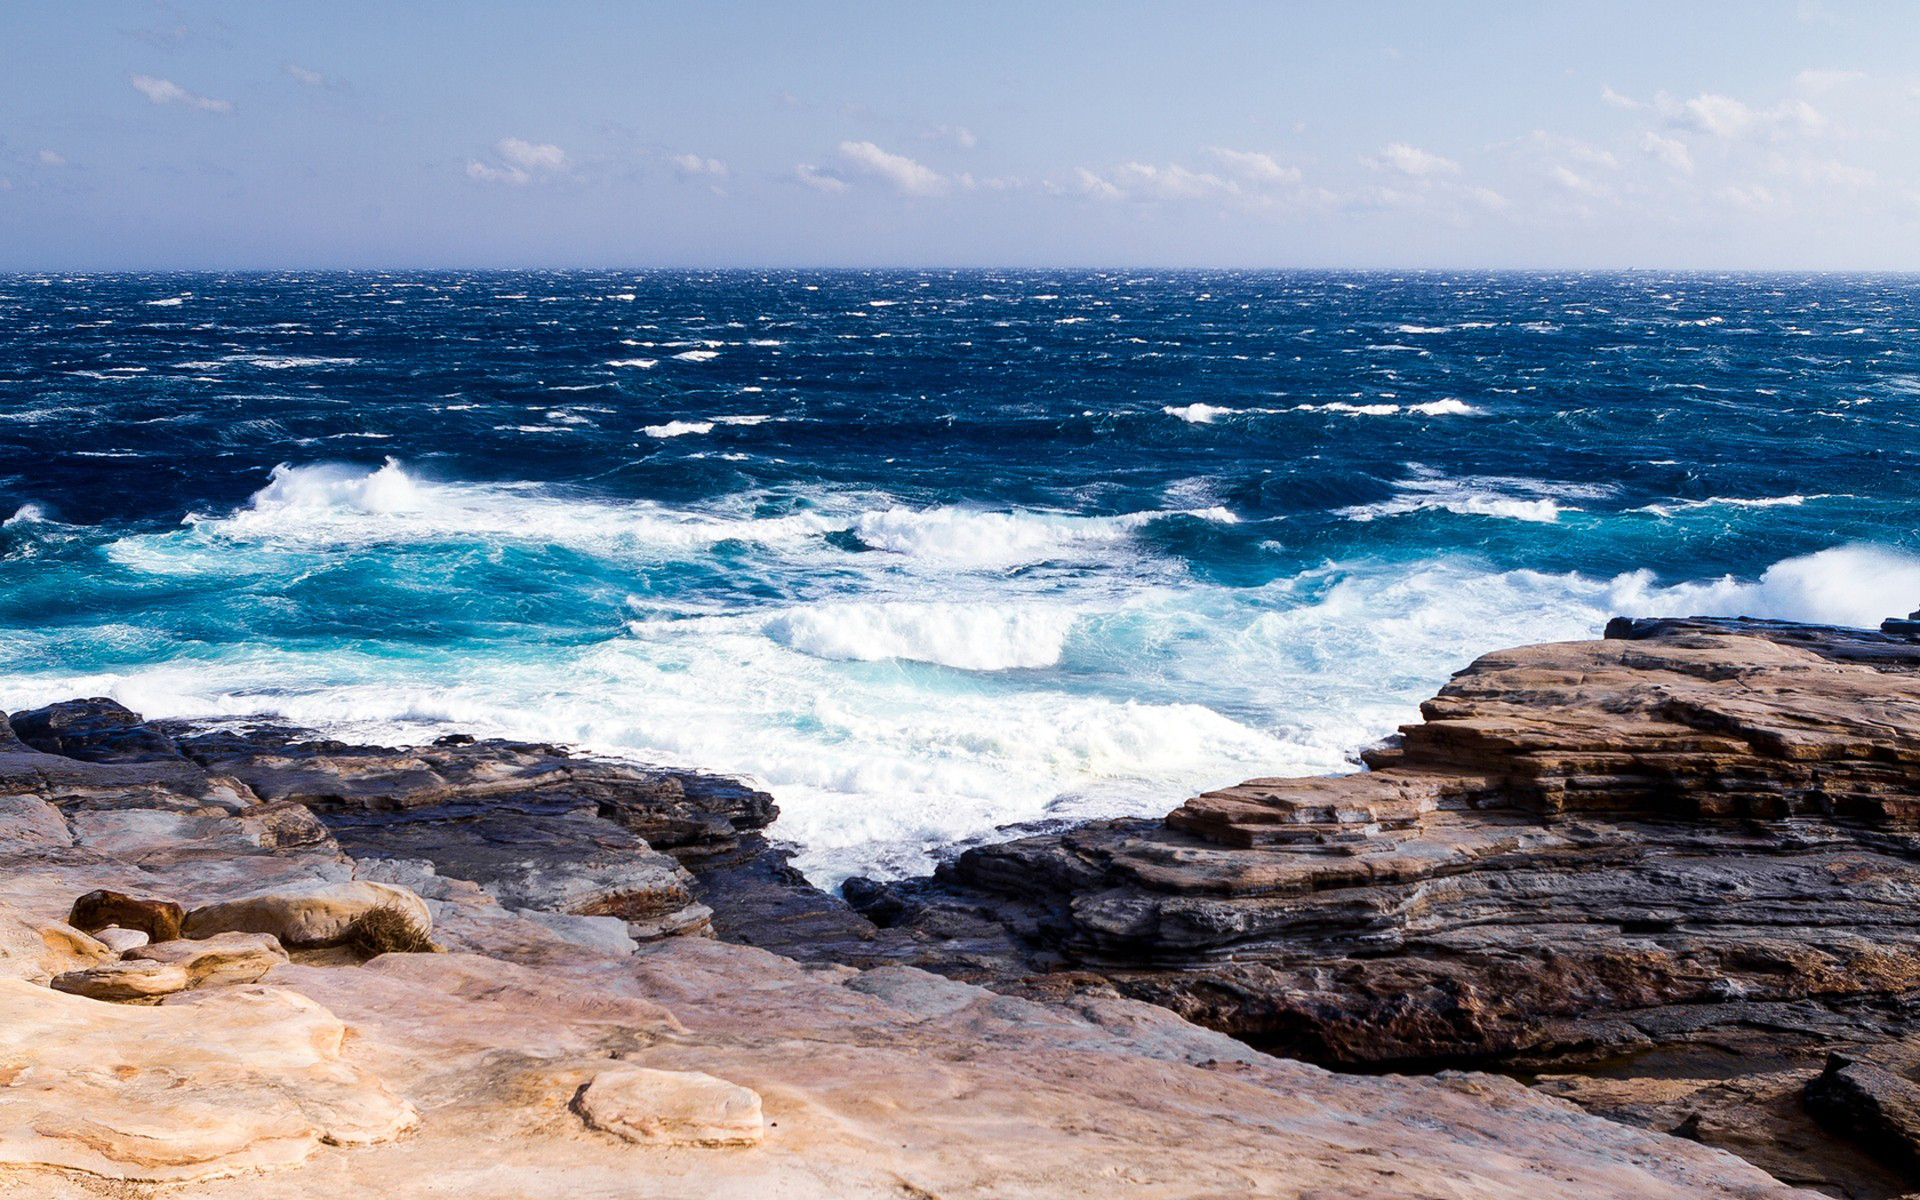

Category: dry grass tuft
[343, 903, 436, 957]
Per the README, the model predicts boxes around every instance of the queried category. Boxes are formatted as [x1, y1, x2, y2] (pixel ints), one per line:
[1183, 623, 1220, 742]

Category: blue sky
[4, 0, 1918, 269]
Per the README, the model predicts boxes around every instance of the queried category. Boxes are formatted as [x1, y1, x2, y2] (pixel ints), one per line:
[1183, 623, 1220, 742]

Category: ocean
[2, 269, 1917, 883]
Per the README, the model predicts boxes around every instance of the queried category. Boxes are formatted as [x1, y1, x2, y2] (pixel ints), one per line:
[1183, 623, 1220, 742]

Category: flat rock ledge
[0, 638, 1843, 1198]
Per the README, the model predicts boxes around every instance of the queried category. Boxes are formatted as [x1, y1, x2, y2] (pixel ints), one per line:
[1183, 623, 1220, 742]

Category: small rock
[183, 881, 431, 948]
[126, 931, 287, 987]
[575, 1066, 765, 1147]
[68, 889, 186, 943]
[50, 958, 191, 1001]
[92, 926, 150, 954]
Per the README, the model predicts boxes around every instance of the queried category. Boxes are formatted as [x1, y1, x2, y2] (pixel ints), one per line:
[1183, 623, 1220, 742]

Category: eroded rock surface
[0, 977, 417, 1181]
[0, 686, 1815, 1197]
[829, 617, 1920, 1193]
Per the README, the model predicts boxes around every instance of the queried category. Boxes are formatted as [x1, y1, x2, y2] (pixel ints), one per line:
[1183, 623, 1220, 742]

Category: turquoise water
[3, 270, 1918, 880]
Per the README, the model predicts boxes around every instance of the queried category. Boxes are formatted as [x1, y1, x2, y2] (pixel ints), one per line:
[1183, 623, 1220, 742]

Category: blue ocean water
[2, 270, 1918, 881]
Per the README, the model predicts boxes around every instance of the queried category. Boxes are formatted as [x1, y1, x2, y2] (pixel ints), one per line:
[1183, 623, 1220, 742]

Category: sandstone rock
[50, 956, 191, 1000]
[183, 881, 431, 948]
[128, 931, 289, 986]
[0, 795, 69, 852]
[90, 925, 149, 953]
[576, 1066, 765, 1146]
[69, 888, 186, 942]
[812, 617, 1920, 1187]
[0, 976, 417, 1181]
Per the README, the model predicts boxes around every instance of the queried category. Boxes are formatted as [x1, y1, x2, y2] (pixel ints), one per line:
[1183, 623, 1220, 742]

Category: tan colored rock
[0, 976, 416, 1181]
[0, 911, 111, 984]
[91, 925, 149, 954]
[576, 1065, 765, 1146]
[183, 881, 431, 948]
[127, 931, 288, 987]
[49, 957, 190, 1000]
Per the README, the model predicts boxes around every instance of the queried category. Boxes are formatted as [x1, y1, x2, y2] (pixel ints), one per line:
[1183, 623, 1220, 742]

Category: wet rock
[183, 881, 431, 948]
[9, 698, 187, 764]
[575, 1066, 766, 1146]
[69, 888, 186, 943]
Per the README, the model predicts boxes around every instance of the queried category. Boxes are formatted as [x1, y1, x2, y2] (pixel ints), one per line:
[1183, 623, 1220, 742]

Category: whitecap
[606, 358, 658, 369]
[643, 421, 715, 438]
[764, 601, 1079, 671]
[673, 350, 720, 363]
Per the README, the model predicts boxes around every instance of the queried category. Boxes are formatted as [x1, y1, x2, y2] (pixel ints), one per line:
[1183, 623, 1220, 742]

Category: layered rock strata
[0, 691, 1799, 1196]
[832, 617, 1920, 1194]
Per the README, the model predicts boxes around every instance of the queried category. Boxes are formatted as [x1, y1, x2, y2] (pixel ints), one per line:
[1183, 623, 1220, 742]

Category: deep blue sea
[3, 270, 1918, 881]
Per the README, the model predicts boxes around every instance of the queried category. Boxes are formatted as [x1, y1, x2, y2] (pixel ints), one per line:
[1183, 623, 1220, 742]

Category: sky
[3, 0, 1919, 270]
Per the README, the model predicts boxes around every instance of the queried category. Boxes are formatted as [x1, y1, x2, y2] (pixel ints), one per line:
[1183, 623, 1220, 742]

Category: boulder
[9, 698, 186, 764]
[575, 1066, 765, 1147]
[127, 931, 289, 987]
[183, 881, 430, 949]
[68, 888, 186, 943]
[50, 957, 191, 1001]
[90, 926, 150, 954]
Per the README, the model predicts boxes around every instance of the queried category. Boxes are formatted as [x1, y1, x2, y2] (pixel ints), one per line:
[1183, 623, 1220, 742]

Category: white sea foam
[673, 349, 720, 362]
[225, 354, 360, 369]
[1163, 403, 1233, 424]
[144, 297, 187, 307]
[605, 358, 658, 369]
[1340, 472, 1611, 524]
[35, 465, 1920, 886]
[848, 504, 1233, 569]
[764, 601, 1079, 670]
[643, 420, 715, 438]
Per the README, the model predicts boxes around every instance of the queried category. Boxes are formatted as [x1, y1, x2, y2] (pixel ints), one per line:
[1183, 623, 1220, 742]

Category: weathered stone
[1805, 1051, 1920, 1178]
[128, 931, 289, 986]
[69, 888, 186, 943]
[50, 956, 191, 1000]
[576, 1066, 765, 1146]
[183, 881, 431, 948]
[9, 698, 187, 764]
[91, 925, 149, 953]
[0, 977, 417, 1181]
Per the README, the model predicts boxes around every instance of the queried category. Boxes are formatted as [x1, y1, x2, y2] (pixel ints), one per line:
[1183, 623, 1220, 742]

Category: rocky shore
[1, 615, 1913, 1196]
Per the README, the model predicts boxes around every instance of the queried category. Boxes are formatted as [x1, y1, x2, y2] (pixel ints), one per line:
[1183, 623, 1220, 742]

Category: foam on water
[7, 270, 1920, 885]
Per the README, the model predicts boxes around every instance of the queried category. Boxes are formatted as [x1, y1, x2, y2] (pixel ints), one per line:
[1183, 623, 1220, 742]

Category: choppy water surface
[3, 270, 1918, 881]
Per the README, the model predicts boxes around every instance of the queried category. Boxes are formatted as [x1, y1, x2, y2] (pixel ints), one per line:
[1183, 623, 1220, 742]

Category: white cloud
[1550, 165, 1608, 197]
[130, 73, 232, 113]
[1368, 142, 1460, 176]
[467, 138, 568, 185]
[837, 140, 947, 196]
[497, 138, 567, 172]
[1071, 168, 1123, 201]
[794, 163, 848, 193]
[285, 64, 325, 86]
[671, 153, 728, 178]
[1671, 93, 1826, 140]
[1207, 146, 1301, 183]
[1641, 131, 1693, 172]
[36, 150, 66, 167]
[466, 161, 529, 185]
[1601, 85, 1646, 111]
[1114, 161, 1237, 200]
